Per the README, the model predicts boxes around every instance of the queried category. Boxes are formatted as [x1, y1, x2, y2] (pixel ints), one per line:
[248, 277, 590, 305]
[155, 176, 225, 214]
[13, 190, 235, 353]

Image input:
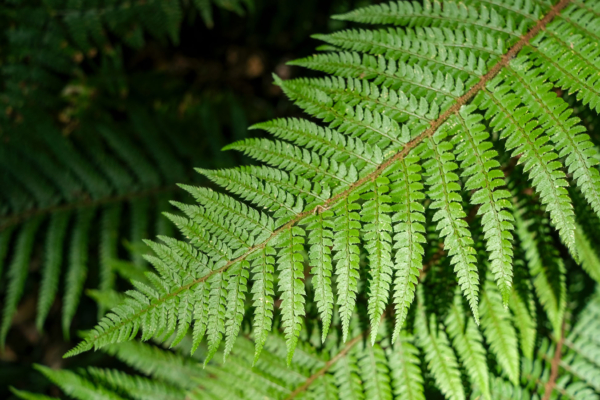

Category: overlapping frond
[0, 107, 220, 346]
[66, 0, 600, 381]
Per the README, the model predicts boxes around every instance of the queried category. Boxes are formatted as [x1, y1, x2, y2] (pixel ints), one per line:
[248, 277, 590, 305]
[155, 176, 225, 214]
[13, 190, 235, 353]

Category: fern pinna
[66, 0, 600, 388]
[13, 288, 600, 399]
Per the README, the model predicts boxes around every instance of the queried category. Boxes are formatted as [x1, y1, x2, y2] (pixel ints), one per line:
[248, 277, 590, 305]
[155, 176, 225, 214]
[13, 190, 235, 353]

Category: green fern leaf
[63, 209, 94, 339]
[0, 217, 42, 348]
[306, 211, 335, 342]
[388, 156, 426, 340]
[387, 333, 425, 400]
[205, 271, 227, 365]
[333, 194, 362, 342]
[179, 184, 275, 243]
[420, 130, 480, 322]
[362, 177, 394, 344]
[575, 224, 600, 283]
[527, 8, 600, 113]
[198, 167, 303, 225]
[479, 278, 519, 385]
[36, 211, 70, 331]
[509, 277, 537, 360]
[476, 79, 578, 260]
[225, 138, 354, 187]
[34, 364, 125, 400]
[10, 387, 59, 400]
[452, 105, 514, 305]
[275, 226, 307, 364]
[507, 56, 600, 221]
[514, 208, 566, 339]
[312, 27, 485, 80]
[87, 367, 185, 400]
[223, 260, 249, 359]
[416, 293, 465, 400]
[445, 289, 491, 400]
[357, 342, 393, 400]
[332, 347, 364, 400]
[248, 246, 276, 363]
[251, 117, 382, 172]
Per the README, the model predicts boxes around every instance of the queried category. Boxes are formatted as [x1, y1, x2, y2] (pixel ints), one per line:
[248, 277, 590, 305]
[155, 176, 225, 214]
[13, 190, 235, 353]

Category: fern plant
[0, 97, 249, 347]
[12, 282, 600, 399]
[2, 0, 593, 397]
[64, 0, 600, 362]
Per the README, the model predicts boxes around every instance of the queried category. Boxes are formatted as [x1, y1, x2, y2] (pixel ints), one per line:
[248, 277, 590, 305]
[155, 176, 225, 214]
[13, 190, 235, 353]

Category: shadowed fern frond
[64, 0, 600, 376]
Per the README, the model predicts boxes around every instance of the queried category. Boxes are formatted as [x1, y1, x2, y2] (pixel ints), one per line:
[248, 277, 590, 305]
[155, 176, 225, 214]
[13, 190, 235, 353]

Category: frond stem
[77, 0, 572, 351]
[542, 322, 566, 400]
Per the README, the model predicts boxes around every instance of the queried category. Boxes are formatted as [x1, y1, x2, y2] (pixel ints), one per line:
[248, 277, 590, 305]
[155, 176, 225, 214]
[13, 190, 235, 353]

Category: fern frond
[333, 0, 523, 40]
[479, 277, 520, 385]
[205, 270, 228, 364]
[63, 209, 94, 339]
[575, 224, 600, 283]
[289, 51, 461, 107]
[34, 364, 125, 400]
[10, 387, 58, 400]
[179, 184, 275, 243]
[507, 56, 600, 220]
[445, 289, 491, 400]
[170, 201, 253, 251]
[452, 105, 514, 304]
[64, 0, 600, 372]
[277, 77, 408, 149]
[0, 217, 42, 347]
[362, 177, 394, 344]
[562, 291, 600, 392]
[275, 226, 307, 364]
[36, 211, 70, 331]
[332, 346, 364, 400]
[476, 79, 578, 260]
[415, 297, 465, 400]
[225, 138, 354, 187]
[526, 6, 600, 113]
[312, 28, 485, 80]
[223, 260, 249, 359]
[388, 156, 426, 339]
[387, 333, 425, 400]
[514, 208, 566, 339]
[104, 341, 203, 390]
[86, 367, 185, 400]
[251, 117, 382, 172]
[198, 167, 303, 225]
[306, 211, 335, 342]
[248, 246, 276, 362]
[357, 342, 393, 400]
[420, 130, 480, 322]
[243, 165, 331, 208]
[333, 194, 362, 342]
[291, 76, 429, 137]
[509, 274, 537, 360]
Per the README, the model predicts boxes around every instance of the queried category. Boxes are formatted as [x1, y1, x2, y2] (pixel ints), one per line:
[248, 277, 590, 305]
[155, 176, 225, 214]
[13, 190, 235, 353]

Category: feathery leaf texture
[0, 106, 217, 344]
[66, 0, 600, 377]
[20, 284, 600, 400]
[416, 294, 465, 400]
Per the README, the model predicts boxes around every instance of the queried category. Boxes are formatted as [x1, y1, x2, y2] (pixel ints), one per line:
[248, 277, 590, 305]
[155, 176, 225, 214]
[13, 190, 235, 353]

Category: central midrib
[75, 0, 572, 357]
